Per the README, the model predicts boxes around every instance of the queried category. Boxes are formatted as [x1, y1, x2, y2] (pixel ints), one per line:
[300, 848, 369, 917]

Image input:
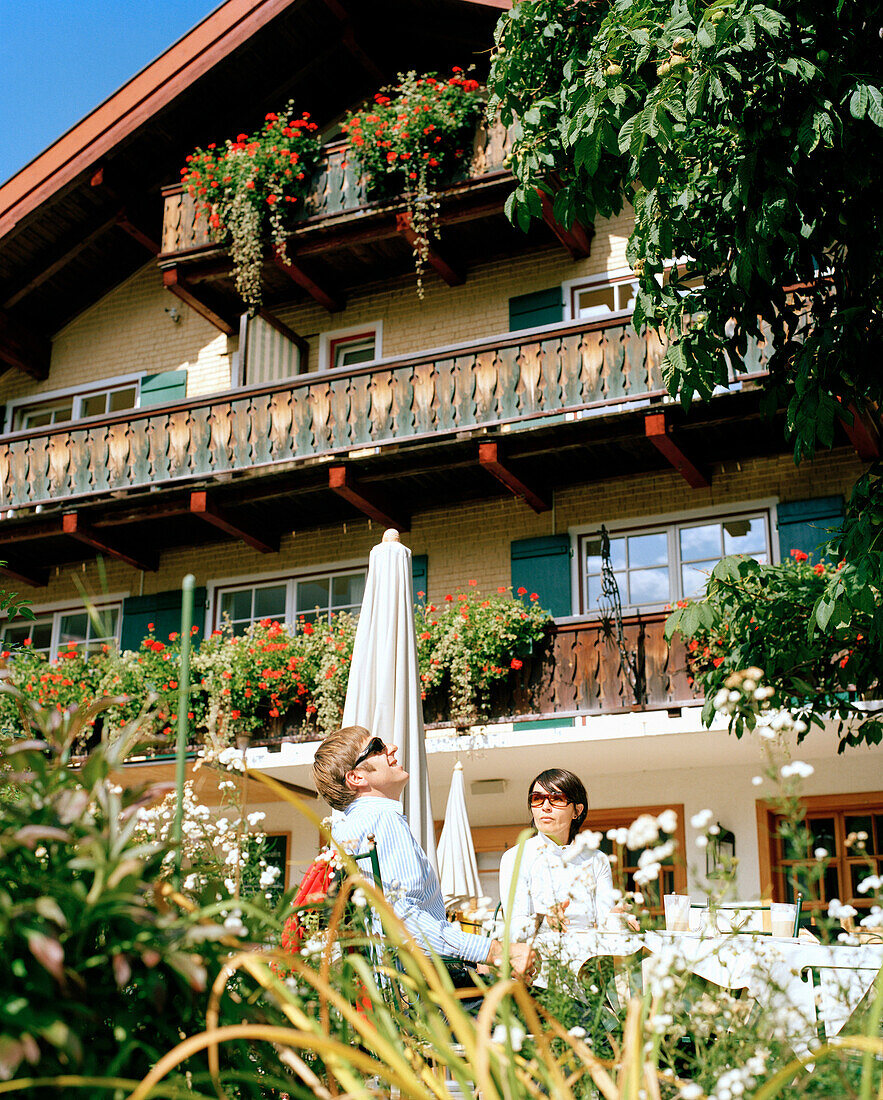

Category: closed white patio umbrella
[342, 529, 437, 871]
[437, 761, 482, 911]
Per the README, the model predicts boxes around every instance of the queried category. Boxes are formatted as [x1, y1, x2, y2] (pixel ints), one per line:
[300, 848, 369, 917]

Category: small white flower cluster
[827, 898, 858, 921]
[708, 1051, 767, 1100]
[857, 874, 882, 894]
[780, 761, 814, 779]
[635, 840, 675, 886]
[491, 1023, 526, 1052]
[626, 814, 660, 851]
[461, 895, 494, 922]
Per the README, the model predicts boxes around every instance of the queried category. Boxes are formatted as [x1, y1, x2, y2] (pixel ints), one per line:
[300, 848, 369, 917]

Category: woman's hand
[545, 900, 570, 932]
[610, 904, 641, 932]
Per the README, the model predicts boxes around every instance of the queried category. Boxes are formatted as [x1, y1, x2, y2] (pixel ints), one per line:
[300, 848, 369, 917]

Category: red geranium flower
[517, 587, 527, 596]
[511, 658, 523, 670]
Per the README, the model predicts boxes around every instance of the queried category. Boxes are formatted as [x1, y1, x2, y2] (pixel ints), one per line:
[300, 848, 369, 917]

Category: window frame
[0, 596, 126, 660]
[570, 501, 779, 618]
[208, 561, 369, 635]
[318, 321, 383, 372]
[758, 791, 883, 917]
[5, 373, 144, 434]
[563, 262, 704, 326]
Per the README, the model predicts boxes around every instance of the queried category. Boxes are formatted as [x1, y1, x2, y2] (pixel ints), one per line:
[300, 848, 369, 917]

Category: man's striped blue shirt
[332, 795, 489, 965]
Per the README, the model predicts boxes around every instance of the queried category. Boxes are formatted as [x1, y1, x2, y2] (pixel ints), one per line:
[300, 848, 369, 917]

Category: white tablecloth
[642, 931, 883, 1056]
[532, 929, 883, 1056]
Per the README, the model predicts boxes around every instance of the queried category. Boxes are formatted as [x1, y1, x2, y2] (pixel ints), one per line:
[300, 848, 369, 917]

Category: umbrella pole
[172, 574, 195, 888]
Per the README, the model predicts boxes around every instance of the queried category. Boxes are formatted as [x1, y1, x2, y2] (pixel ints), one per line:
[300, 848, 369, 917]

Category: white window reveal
[214, 569, 367, 635]
[319, 321, 382, 372]
[580, 512, 771, 615]
[2, 603, 122, 658]
[572, 278, 637, 322]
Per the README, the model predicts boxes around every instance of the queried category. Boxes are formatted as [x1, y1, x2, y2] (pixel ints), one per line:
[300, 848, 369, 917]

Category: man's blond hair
[312, 725, 372, 810]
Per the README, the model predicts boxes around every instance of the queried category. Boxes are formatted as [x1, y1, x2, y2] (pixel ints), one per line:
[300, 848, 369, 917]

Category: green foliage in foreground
[666, 552, 881, 749]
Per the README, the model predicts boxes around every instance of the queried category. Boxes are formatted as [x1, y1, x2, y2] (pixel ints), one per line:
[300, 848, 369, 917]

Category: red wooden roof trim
[0, 0, 297, 241]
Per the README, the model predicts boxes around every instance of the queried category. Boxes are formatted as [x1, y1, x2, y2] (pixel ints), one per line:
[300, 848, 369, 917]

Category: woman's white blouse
[498, 832, 615, 933]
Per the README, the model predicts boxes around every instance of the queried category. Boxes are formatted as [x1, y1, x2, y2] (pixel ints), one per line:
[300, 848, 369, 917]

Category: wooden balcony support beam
[320, 0, 385, 82]
[478, 441, 550, 513]
[395, 213, 465, 286]
[0, 310, 50, 380]
[62, 512, 157, 572]
[272, 246, 345, 313]
[842, 403, 881, 461]
[115, 211, 160, 255]
[328, 466, 409, 531]
[535, 188, 593, 260]
[162, 265, 236, 335]
[190, 491, 278, 554]
[645, 412, 710, 489]
[0, 561, 47, 588]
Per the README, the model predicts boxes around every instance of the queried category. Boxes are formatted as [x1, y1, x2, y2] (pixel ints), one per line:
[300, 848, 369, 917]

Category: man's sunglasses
[529, 791, 571, 809]
[352, 736, 387, 768]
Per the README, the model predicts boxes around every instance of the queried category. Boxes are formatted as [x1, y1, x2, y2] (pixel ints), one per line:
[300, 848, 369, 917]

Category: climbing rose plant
[665, 552, 879, 750]
[343, 69, 483, 295]
[181, 103, 321, 308]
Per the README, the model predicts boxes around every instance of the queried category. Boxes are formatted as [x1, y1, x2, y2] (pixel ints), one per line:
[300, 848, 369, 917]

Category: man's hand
[485, 939, 537, 981]
[545, 900, 570, 932]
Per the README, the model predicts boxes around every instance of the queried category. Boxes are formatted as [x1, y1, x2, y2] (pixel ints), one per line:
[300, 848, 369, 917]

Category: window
[214, 569, 367, 635]
[2, 604, 121, 658]
[10, 381, 140, 432]
[763, 793, 883, 918]
[319, 322, 382, 372]
[331, 332, 376, 368]
[579, 511, 772, 615]
[571, 278, 637, 322]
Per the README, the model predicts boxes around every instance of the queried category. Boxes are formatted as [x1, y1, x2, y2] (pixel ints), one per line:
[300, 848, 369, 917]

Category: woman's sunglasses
[529, 791, 571, 809]
[352, 736, 387, 768]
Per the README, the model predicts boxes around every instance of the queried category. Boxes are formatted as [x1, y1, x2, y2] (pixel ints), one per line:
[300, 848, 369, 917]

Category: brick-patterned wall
[0, 211, 633, 408]
[15, 448, 863, 626]
[0, 260, 234, 409]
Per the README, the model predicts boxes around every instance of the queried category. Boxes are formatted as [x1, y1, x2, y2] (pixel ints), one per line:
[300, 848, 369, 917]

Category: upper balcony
[155, 117, 586, 328]
[0, 312, 776, 585]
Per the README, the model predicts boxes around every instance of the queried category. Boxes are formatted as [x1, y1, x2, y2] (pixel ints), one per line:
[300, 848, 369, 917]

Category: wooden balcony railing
[254, 613, 698, 746]
[160, 117, 514, 256]
[0, 314, 772, 512]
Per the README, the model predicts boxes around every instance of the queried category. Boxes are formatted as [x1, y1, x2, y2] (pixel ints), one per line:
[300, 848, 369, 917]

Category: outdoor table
[642, 931, 883, 1056]
[532, 929, 645, 1002]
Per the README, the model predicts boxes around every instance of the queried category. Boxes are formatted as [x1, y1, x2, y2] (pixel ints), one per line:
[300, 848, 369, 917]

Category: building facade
[1, 0, 880, 914]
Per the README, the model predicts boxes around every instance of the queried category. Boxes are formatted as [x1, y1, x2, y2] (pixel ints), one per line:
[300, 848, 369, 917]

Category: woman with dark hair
[498, 768, 616, 934]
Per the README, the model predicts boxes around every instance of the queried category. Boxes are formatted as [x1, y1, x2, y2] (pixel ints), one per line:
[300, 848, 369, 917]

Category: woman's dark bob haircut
[528, 768, 588, 843]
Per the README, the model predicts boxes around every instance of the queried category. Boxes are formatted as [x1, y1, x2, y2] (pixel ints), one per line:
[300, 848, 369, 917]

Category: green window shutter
[510, 535, 571, 617]
[412, 554, 428, 607]
[777, 497, 844, 564]
[139, 370, 188, 407]
[508, 288, 563, 332]
[120, 587, 207, 652]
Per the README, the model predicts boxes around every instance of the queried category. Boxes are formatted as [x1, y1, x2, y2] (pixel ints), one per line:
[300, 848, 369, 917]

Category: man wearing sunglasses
[312, 724, 535, 980]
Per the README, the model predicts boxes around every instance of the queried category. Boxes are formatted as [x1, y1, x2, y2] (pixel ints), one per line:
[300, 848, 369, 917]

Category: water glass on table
[664, 893, 691, 932]
[770, 902, 798, 938]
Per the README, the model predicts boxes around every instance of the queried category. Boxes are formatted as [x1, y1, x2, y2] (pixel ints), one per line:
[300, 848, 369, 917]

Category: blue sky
[0, 1, 221, 185]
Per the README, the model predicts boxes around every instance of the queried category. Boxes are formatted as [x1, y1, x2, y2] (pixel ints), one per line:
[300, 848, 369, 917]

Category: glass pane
[723, 516, 766, 556]
[109, 387, 138, 413]
[628, 568, 670, 606]
[680, 523, 721, 563]
[846, 815, 875, 854]
[297, 578, 330, 615]
[331, 573, 365, 611]
[87, 607, 119, 642]
[220, 589, 253, 624]
[335, 339, 375, 368]
[2, 624, 31, 646]
[58, 613, 89, 648]
[32, 622, 53, 651]
[851, 863, 878, 898]
[586, 536, 626, 575]
[809, 817, 837, 854]
[681, 562, 716, 598]
[81, 394, 107, 418]
[253, 584, 287, 621]
[875, 816, 883, 852]
[822, 865, 840, 904]
[587, 571, 626, 611]
[576, 285, 616, 320]
[627, 532, 668, 568]
[22, 410, 53, 428]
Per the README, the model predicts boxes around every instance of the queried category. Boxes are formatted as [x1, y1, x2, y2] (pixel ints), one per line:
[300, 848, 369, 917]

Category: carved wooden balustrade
[0, 314, 710, 511]
[161, 116, 514, 255]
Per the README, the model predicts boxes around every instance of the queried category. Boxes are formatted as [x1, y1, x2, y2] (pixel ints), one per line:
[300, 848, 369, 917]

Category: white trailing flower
[626, 814, 660, 850]
[814, 847, 829, 860]
[827, 898, 858, 921]
[656, 809, 678, 834]
[690, 809, 713, 830]
[857, 875, 882, 895]
[751, 775, 764, 786]
[679, 1085, 703, 1100]
[860, 906, 883, 929]
[780, 761, 814, 779]
[491, 1024, 525, 1052]
[247, 811, 266, 826]
[567, 1026, 586, 1039]
[607, 827, 629, 846]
